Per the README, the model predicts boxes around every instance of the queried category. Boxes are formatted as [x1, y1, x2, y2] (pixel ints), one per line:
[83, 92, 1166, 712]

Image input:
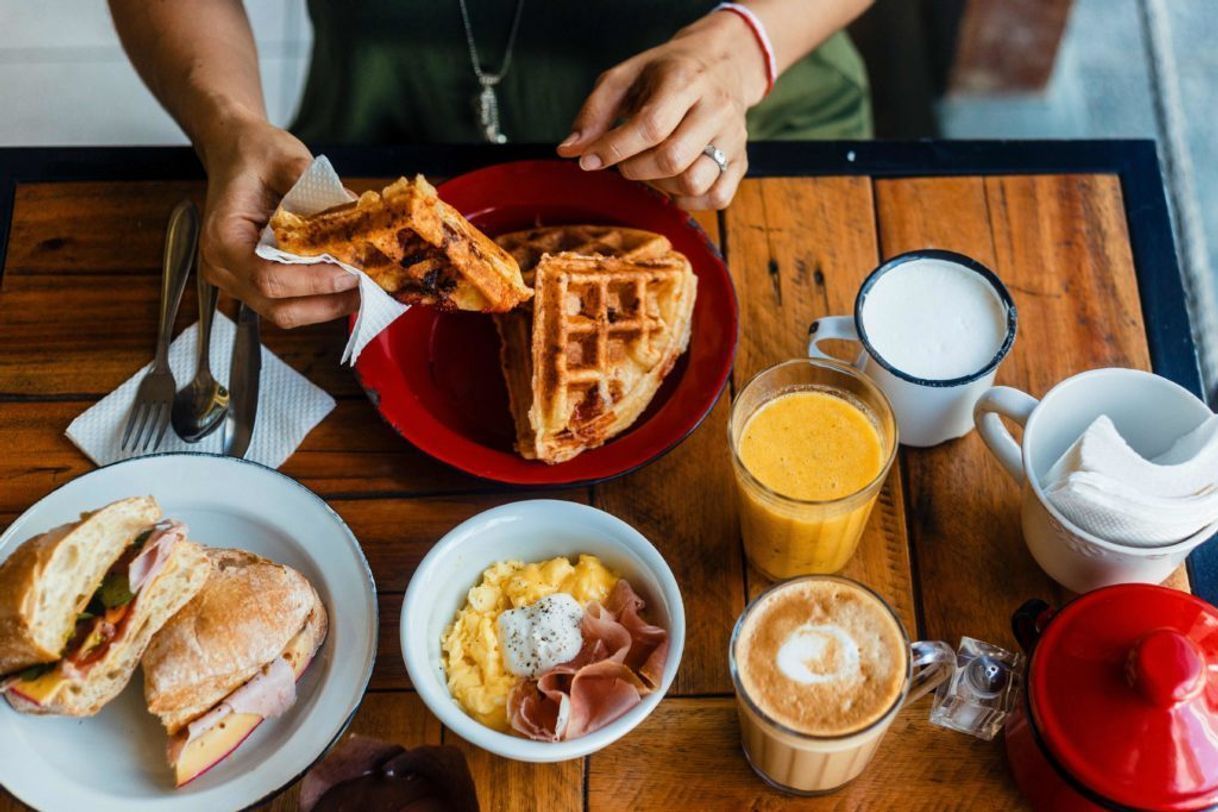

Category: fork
[121, 199, 200, 453]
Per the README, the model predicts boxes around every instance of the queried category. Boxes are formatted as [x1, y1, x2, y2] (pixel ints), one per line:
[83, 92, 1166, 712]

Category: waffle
[494, 230, 697, 463]
[496, 225, 673, 283]
[270, 176, 531, 312]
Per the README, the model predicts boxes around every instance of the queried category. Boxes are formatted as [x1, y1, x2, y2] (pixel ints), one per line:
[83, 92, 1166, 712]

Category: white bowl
[401, 499, 685, 762]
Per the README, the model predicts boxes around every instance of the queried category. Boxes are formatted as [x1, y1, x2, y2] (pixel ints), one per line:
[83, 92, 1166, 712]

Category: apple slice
[173, 629, 319, 787]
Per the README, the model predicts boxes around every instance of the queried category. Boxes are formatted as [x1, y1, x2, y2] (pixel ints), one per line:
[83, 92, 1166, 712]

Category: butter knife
[222, 301, 261, 458]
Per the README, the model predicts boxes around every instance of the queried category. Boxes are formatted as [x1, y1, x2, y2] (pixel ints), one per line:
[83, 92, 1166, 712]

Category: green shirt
[293, 1, 870, 144]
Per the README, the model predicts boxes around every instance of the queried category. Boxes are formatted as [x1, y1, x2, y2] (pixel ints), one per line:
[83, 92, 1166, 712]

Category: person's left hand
[556, 10, 767, 210]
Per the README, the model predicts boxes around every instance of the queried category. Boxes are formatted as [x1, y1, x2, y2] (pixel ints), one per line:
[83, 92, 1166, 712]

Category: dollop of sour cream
[497, 593, 585, 678]
[776, 623, 861, 685]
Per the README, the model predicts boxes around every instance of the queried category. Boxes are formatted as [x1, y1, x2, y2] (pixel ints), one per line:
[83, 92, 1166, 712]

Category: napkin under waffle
[493, 226, 697, 464]
[270, 176, 531, 312]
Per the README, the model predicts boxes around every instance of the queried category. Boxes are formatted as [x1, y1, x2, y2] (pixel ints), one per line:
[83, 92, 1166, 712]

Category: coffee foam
[736, 579, 907, 737]
[776, 624, 862, 685]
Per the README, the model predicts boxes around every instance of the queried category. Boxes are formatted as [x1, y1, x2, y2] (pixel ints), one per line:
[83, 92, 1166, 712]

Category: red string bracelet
[714, 2, 778, 97]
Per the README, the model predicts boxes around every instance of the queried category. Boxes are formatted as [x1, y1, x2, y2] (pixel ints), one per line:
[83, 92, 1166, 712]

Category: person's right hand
[198, 117, 359, 329]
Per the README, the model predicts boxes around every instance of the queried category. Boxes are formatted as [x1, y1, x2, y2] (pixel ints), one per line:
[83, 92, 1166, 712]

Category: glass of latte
[729, 576, 954, 794]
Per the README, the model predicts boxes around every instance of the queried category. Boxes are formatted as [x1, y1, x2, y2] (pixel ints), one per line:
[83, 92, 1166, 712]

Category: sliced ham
[227, 656, 296, 719]
[168, 656, 297, 764]
[507, 579, 669, 742]
[128, 520, 187, 593]
[604, 579, 669, 690]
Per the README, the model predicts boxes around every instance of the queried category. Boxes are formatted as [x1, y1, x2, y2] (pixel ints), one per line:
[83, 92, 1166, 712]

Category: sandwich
[270, 175, 532, 312]
[142, 548, 328, 787]
[0, 496, 209, 716]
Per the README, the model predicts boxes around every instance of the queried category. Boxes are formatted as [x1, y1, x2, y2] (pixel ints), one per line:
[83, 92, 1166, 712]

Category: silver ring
[703, 144, 729, 175]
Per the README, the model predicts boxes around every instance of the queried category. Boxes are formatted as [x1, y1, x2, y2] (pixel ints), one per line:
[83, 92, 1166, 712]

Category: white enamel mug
[975, 367, 1218, 593]
[807, 250, 1017, 447]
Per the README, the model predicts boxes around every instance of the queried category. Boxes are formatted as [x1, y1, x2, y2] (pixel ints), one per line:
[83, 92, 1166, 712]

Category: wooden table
[0, 141, 1207, 811]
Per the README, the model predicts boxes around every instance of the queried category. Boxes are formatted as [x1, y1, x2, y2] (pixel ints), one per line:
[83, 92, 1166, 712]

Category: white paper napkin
[255, 155, 409, 365]
[1043, 414, 1218, 546]
[66, 314, 335, 469]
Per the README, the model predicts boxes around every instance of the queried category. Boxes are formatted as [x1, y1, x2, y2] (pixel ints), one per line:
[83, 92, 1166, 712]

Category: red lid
[1029, 584, 1218, 810]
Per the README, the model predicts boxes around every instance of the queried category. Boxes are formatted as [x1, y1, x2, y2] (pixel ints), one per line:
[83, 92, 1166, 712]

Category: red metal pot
[1005, 584, 1218, 811]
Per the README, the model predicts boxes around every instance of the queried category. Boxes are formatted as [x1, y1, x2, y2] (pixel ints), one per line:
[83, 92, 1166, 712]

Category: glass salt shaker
[929, 637, 1025, 741]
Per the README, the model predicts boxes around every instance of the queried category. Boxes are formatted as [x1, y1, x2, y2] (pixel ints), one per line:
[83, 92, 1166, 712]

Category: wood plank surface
[873, 175, 1061, 653]
[0, 396, 495, 512]
[724, 177, 917, 633]
[593, 395, 743, 695]
[587, 698, 1020, 811]
[0, 171, 1173, 812]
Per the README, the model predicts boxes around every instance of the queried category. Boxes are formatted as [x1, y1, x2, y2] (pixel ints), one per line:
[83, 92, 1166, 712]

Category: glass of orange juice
[729, 358, 898, 578]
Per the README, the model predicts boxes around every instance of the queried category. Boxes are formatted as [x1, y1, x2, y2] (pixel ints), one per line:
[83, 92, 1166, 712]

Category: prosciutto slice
[128, 520, 187, 593]
[168, 656, 297, 764]
[508, 579, 669, 742]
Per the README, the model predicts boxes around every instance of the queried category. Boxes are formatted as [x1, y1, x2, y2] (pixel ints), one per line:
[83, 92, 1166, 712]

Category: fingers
[203, 223, 358, 301]
[568, 60, 701, 170]
[204, 260, 360, 329]
[259, 289, 361, 330]
[616, 98, 722, 183]
[669, 149, 748, 211]
[557, 62, 638, 159]
[201, 213, 360, 329]
[646, 119, 747, 199]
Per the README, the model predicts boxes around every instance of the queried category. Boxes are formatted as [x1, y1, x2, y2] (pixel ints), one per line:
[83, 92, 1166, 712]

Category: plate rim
[0, 451, 378, 812]
[351, 158, 740, 487]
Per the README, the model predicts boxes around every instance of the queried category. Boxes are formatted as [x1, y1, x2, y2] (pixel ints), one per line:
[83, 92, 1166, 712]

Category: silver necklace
[457, 0, 525, 144]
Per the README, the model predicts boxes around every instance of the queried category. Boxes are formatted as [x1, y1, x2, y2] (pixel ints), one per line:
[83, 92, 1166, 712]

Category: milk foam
[861, 258, 1007, 380]
[775, 623, 861, 685]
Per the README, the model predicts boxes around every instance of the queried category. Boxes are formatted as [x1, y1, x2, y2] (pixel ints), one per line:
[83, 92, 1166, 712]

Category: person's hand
[556, 11, 767, 210]
[197, 115, 358, 329]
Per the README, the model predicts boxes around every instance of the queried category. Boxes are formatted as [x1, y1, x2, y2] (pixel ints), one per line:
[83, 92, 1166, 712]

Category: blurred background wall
[0, 0, 311, 145]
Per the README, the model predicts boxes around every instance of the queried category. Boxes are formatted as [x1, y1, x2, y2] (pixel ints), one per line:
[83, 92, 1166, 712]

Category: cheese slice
[175, 712, 263, 787]
[6, 669, 66, 706]
[173, 625, 319, 787]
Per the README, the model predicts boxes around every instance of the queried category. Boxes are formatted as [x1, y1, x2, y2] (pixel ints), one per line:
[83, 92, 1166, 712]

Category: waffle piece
[504, 251, 697, 463]
[494, 307, 536, 457]
[493, 225, 681, 460]
[496, 225, 672, 285]
[270, 176, 531, 312]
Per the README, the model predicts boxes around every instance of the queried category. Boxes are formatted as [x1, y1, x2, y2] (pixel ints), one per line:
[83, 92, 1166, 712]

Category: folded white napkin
[1043, 414, 1218, 546]
[255, 155, 410, 365]
[66, 314, 335, 469]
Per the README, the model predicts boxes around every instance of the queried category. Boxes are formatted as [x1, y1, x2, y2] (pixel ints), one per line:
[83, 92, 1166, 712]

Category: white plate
[0, 454, 377, 811]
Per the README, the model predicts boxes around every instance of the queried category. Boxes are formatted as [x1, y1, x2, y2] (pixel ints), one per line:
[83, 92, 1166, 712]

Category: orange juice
[739, 391, 883, 501]
[733, 385, 890, 578]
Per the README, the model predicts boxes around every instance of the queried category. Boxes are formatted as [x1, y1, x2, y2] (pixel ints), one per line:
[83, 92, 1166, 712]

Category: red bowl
[352, 160, 738, 486]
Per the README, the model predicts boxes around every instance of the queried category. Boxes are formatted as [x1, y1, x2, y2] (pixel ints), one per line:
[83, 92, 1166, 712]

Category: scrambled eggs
[442, 555, 619, 730]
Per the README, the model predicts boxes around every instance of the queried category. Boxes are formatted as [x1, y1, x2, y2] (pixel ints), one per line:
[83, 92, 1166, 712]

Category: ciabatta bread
[6, 538, 209, 716]
[143, 548, 326, 735]
[0, 496, 161, 675]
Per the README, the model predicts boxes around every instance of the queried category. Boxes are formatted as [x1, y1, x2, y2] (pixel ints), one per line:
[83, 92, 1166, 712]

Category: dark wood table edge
[0, 138, 1210, 600]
